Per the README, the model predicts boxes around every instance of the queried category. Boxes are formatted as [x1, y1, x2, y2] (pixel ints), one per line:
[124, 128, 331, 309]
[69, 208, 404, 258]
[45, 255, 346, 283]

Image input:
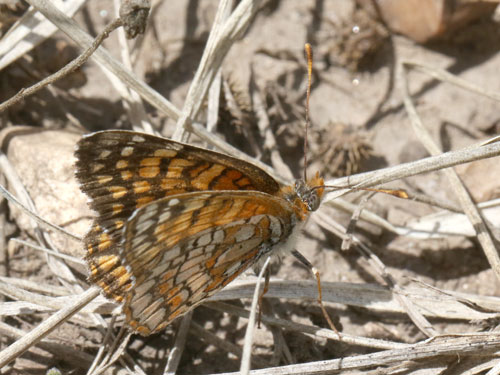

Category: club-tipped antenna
[312, 184, 409, 199]
[303, 43, 313, 182]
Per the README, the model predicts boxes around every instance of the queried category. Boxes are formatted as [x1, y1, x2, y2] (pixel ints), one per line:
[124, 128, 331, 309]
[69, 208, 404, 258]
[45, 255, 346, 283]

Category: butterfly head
[296, 172, 325, 211]
[280, 172, 324, 218]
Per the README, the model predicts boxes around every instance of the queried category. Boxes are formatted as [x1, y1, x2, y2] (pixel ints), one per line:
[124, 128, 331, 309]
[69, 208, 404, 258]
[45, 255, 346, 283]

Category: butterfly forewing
[120, 191, 297, 335]
[74, 131, 281, 301]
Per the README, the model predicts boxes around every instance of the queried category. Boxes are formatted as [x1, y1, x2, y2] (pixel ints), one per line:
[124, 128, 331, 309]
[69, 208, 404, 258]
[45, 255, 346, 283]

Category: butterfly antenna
[303, 43, 313, 182]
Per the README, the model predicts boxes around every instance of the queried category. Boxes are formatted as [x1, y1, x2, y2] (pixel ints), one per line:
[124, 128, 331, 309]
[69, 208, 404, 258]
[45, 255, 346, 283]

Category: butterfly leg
[291, 250, 341, 338]
[257, 266, 271, 328]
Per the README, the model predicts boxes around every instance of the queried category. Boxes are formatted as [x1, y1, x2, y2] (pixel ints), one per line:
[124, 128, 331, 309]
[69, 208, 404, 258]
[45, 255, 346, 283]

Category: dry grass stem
[0, 287, 100, 368]
[401, 62, 500, 283]
[163, 310, 193, 375]
[0, 17, 123, 112]
[241, 256, 271, 375]
[24, 0, 180, 119]
[215, 333, 500, 375]
[0, 0, 86, 70]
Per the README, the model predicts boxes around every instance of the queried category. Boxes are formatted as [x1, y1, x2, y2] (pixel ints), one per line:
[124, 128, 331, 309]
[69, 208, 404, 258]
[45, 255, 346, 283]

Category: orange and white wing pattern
[75, 130, 324, 334]
[75, 131, 280, 302]
[120, 191, 297, 335]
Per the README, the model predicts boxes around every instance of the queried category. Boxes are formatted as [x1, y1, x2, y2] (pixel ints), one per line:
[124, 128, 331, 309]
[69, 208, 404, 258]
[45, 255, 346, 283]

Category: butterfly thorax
[278, 172, 324, 220]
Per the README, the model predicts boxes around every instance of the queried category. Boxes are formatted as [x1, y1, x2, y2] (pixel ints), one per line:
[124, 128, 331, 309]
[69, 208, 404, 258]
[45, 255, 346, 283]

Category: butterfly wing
[119, 190, 298, 335]
[75, 130, 280, 301]
[75, 130, 280, 228]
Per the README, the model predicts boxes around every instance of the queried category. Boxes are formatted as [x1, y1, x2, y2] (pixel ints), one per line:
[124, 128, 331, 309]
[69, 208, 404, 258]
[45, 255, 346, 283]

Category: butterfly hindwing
[120, 190, 298, 335]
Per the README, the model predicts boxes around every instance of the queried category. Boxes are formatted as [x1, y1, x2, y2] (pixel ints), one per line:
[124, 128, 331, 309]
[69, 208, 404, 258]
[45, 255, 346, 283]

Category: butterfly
[75, 130, 324, 335]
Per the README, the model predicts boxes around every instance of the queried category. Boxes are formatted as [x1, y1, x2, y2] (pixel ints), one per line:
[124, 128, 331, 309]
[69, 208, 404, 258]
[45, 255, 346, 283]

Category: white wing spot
[130, 292, 152, 316]
[269, 216, 282, 239]
[131, 241, 152, 258]
[168, 198, 180, 206]
[204, 244, 215, 254]
[176, 265, 200, 284]
[189, 288, 207, 305]
[187, 273, 211, 294]
[180, 253, 207, 272]
[163, 245, 181, 262]
[98, 150, 111, 159]
[134, 279, 155, 298]
[159, 210, 171, 222]
[141, 298, 164, 321]
[132, 233, 149, 247]
[227, 219, 246, 227]
[189, 247, 204, 258]
[141, 203, 159, 217]
[197, 232, 212, 247]
[235, 225, 255, 242]
[132, 135, 146, 143]
[145, 307, 167, 332]
[250, 215, 264, 224]
[121, 146, 134, 156]
[91, 163, 105, 172]
[150, 259, 171, 278]
[136, 219, 156, 234]
[213, 230, 224, 244]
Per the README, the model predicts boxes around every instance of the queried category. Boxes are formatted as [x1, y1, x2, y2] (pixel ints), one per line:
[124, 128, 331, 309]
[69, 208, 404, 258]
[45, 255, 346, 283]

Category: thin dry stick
[190, 322, 269, 369]
[0, 1, 86, 70]
[314, 210, 438, 337]
[485, 360, 500, 375]
[401, 61, 500, 282]
[0, 287, 100, 368]
[206, 0, 232, 135]
[241, 256, 271, 375]
[0, 152, 85, 301]
[10, 238, 85, 265]
[464, 359, 500, 375]
[113, 0, 154, 134]
[405, 61, 500, 102]
[323, 139, 500, 201]
[207, 71, 222, 134]
[208, 302, 408, 350]
[87, 321, 116, 375]
[0, 321, 94, 369]
[86, 318, 124, 375]
[24, 0, 180, 119]
[163, 311, 193, 375]
[341, 192, 375, 251]
[216, 277, 500, 320]
[92, 330, 133, 375]
[173, 0, 264, 141]
[249, 66, 293, 179]
[217, 333, 500, 375]
[0, 18, 123, 112]
[0, 184, 81, 241]
[0, 275, 69, 296]
[172, 0, 236, 141]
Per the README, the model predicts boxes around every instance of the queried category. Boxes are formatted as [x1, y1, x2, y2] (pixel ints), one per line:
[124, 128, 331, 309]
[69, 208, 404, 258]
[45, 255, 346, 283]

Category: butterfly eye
[306, 193, 320, 212]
